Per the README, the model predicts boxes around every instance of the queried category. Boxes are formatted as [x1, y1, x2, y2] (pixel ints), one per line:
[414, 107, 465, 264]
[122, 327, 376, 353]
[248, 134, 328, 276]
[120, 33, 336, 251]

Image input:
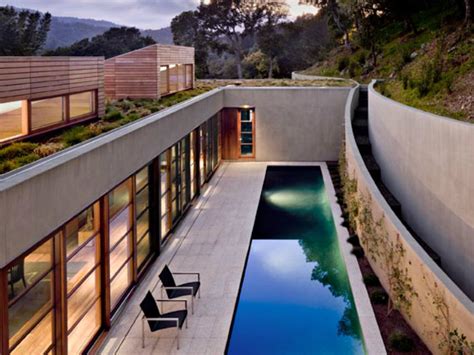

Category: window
[239, 108, 255, 158]
[169, 65, 178, 93]
[160, 66, 169, 95]
[177, 64, 186, 91]
[135, 166, 151, 272]
[31, 97, 65, 130]
[70, 91, 95, 119]
[64, 203, 101, 354]
[7, 237, 55, 354]
[190, 130, 198, 199]
[109, 179, 134, 310]
[160, 151, 172, 240]
[185, 64, 193, 89]
[0, 101, 26, 142]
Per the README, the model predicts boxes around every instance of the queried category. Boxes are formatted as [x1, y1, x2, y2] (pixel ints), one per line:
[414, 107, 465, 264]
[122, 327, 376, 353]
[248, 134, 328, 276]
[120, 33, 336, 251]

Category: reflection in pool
[227, 166, 365, 355]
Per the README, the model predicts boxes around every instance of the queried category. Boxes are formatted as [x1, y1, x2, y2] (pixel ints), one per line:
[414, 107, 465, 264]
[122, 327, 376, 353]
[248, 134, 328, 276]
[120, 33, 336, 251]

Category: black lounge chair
[159, 264, 201, 314]
[139, 291, 188, 349]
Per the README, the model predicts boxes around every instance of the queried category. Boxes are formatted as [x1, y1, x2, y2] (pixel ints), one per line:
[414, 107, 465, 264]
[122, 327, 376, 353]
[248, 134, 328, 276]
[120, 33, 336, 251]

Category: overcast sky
[4, 0, 317, 29]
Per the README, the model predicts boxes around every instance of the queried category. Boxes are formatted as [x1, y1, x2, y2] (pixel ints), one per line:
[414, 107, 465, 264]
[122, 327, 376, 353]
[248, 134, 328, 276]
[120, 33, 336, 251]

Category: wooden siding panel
[0, 57, 104, 117]
[104, 44, 194, 100]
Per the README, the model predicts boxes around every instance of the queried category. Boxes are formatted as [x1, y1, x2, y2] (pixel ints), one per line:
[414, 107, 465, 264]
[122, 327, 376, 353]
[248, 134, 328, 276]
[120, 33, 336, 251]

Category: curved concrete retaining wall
[345, 86, 474, 354]
[368, 81, 474, 299]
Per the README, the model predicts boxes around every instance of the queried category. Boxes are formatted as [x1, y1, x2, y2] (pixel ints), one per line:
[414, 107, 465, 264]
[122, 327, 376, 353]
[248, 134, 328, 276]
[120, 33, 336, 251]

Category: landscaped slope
[301, 6, 473, 122]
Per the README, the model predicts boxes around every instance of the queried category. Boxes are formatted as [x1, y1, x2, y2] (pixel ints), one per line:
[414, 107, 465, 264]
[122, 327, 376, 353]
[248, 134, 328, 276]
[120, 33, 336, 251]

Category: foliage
[370, 289, 389, 304]
[45, 27, 155, 58]
[171, 11, 210, 78]
[389, 330, 415, 352]
[363, 274, 381, 287]
[196, 0, 287, 79]
[0, 6, 51, 55]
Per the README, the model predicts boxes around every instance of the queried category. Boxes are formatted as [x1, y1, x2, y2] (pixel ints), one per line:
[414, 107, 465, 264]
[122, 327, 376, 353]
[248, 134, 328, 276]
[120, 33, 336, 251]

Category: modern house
[0, 66, 472, 353]
[104, 44, 195, 100]
[0, 57, 104, 145]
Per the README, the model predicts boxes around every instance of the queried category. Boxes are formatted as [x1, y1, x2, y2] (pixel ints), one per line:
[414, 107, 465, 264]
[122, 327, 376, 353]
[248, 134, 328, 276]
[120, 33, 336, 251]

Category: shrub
[355, 51, 367, 65]
[338, 56, 350, 71]
[351, 246, 365, 258]
[347, 235, 360, 246]
[363, 274, 381, 287]
[104, 109, 124, 122]
[60, 126, 93, 146]
[370, 290, 389, 304]
[389, 330, 415, 352]
[0, 142, 39, 161]
[33, 143, 65, 158]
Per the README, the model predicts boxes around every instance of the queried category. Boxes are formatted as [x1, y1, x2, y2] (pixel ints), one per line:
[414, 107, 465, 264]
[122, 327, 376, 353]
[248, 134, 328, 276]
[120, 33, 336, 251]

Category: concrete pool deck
[99, 162, 385, 355]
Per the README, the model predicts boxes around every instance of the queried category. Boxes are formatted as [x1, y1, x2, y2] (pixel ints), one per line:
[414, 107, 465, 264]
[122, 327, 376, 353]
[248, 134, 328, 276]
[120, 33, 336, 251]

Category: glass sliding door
[7, 237, 55, 354]
[135, 166, 152, 273]
[64, 203, 101, 354]
[171, 138, 190, 225]
[108, 179, 134, 311]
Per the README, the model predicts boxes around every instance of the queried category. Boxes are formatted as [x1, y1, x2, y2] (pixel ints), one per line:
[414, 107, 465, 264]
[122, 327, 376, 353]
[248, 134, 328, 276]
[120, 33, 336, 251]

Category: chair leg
[191, 296, 194, 315]
[198, 287, 201, 299]
[186, 316, 188, 329]
[142, 318, 145, 348]
[176, 326, 180, 350]
[161, 287, 164, 310]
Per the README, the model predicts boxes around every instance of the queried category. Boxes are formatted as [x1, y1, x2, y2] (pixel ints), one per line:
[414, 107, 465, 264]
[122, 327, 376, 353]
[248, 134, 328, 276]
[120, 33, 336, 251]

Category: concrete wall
[368, 82, 474, 299]
[224, 87, 350, 161]
[345, 86, 474, 354]
[0, 88, 224, 267]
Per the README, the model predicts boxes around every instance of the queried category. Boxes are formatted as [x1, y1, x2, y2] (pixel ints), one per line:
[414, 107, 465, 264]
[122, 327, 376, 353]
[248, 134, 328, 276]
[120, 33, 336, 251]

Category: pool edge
[320, 162, 387, 355]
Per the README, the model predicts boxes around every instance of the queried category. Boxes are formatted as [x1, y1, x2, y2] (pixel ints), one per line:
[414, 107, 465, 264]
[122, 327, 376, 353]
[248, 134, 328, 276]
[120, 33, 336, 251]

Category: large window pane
[109, 180, 132, 218]
[185, 64, 193, 89]
[110, 260, 133, 309]
[110, 232, 132, 277]
[137, 209, 149, 238]
[67, 236, 100, 293]
[10, 311, 53, 355]
[110, 206, 132, 247]
[0, 100, 26, 141]
[67, 268, 100, 329]
[8, 239, 53, 300]
[135, 166, 148, 192]
[160, 66, 169, 94]
[68, 300, 101, 354]
[70, 91, 95, 119]
[137, 232, 151, 270]
[31, 97, 64, 130]
[136, 186, 149, 216]
[65, 203, 100, 257]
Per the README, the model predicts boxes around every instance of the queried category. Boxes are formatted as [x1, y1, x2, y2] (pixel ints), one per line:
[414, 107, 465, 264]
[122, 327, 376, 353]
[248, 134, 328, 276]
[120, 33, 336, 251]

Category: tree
[299, 0, 352, 48]
[198, 0, 281, 78]
[256, 2, 288, 78]
[46, 27, 155, 58]
[171, 11, 210, 78]
[0, 6, 51, 55]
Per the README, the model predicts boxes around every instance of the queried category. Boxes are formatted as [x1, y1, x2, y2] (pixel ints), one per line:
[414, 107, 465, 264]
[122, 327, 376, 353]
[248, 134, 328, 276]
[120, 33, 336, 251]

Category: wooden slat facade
[0, 57, 105, 117]
[104, 44, 195, 100]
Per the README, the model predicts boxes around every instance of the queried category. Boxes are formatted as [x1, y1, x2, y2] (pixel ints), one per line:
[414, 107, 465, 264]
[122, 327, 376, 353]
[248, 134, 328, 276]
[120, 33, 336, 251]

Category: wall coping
[344, 85, 474, 312]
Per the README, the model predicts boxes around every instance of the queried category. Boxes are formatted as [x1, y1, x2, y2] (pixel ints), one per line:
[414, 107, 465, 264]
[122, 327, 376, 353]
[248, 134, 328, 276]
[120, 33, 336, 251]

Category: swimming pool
[226, 166, 365, 355]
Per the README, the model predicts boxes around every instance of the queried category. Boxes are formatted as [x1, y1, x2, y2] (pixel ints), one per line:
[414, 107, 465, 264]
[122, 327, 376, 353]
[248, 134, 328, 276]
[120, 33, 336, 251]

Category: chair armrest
[172, 272, 200, 282]
[155, 299, 188, 310]
[161, 286, 194, 292]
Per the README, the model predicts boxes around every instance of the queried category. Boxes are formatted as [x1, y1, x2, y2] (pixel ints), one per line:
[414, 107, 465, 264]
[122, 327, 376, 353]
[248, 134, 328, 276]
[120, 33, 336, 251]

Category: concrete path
[99, 162, 267, 355]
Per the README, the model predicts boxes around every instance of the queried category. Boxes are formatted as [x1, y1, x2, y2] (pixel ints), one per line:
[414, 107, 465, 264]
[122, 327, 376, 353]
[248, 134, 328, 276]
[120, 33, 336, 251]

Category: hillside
[43, 15, 172, 50]
[301, 6, 473, 122]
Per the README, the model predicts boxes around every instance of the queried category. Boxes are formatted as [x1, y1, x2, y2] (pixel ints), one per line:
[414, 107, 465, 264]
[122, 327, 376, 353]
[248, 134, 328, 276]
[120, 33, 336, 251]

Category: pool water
[226, 166, 365, 355]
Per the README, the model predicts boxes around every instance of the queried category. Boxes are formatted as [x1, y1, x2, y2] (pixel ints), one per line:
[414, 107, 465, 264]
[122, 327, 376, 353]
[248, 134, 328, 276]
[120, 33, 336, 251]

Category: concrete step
[377, 183, 402, 217]
[362, 155, 381, 182]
